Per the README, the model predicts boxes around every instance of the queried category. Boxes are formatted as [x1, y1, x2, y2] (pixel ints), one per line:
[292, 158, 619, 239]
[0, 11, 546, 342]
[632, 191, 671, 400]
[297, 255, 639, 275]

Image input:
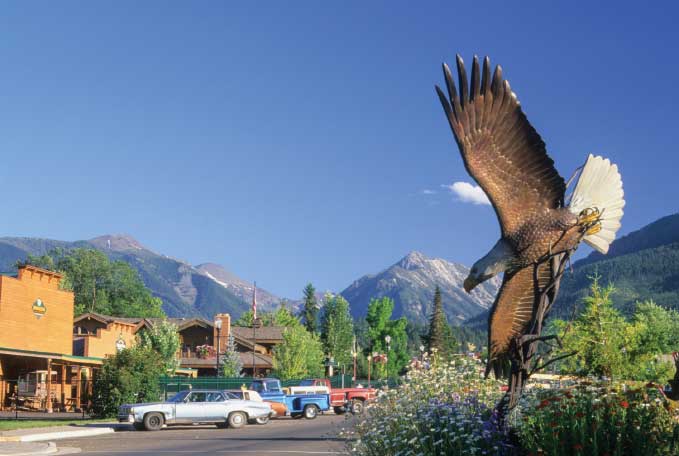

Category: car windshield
[299, 380, 314, 386]
[167, 391, 190, 403]
[225, 392, 241, 399]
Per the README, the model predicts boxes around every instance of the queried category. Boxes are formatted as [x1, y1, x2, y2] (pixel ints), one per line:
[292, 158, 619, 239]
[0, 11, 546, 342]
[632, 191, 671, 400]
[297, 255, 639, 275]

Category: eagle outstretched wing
[436, 55, 566, 236]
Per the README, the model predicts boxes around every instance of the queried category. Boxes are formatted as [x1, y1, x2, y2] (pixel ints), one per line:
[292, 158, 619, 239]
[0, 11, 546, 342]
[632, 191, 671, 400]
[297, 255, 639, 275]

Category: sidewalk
[0, 422, 121, 442]
[0, 442, 57, 455]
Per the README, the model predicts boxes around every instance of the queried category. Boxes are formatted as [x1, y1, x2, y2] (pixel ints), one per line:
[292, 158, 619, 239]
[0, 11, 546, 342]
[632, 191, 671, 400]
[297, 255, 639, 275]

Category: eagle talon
[586, 223, 602, 235]
[578, 207, 601, 226]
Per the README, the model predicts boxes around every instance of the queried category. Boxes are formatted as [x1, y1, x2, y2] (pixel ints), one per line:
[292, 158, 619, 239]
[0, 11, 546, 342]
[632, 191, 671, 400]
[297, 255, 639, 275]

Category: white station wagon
[118, 389, 272, 431]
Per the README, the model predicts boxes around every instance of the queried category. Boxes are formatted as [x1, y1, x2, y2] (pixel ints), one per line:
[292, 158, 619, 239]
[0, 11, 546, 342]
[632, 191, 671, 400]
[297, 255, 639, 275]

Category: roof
[74, 312, 144, 326]
[74, 313, 287, 344]
[232, 326, 286, 342]
[74, 313, 214, 332]
[0, 346, 104, 366]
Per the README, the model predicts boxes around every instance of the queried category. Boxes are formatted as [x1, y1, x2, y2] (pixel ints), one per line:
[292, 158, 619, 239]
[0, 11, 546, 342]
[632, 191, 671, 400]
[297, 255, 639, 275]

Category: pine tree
[302, 283, 318, 334]
[221, 332, 243, 377]
[426, 285, 457, 354]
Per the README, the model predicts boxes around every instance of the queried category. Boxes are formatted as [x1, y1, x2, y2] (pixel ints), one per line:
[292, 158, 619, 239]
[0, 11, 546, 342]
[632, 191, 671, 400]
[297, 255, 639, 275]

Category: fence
[159, 374, 364, 400]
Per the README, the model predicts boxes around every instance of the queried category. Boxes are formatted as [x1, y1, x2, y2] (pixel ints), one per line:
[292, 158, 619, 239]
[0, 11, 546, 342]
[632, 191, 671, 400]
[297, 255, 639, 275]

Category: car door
[204, 392, 229, 421]
[175, 391, 208, 423]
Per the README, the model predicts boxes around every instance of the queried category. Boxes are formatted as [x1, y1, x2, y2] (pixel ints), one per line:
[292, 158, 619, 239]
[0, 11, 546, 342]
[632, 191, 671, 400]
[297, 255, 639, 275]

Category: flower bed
[343, 356, 510, 455]
[343, 357, 679, 456]
[514, 381, 679, 456]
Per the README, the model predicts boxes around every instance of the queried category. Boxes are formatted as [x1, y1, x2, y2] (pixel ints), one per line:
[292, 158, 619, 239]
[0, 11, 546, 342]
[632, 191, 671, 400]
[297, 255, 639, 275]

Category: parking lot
[58, 414, 349, 455]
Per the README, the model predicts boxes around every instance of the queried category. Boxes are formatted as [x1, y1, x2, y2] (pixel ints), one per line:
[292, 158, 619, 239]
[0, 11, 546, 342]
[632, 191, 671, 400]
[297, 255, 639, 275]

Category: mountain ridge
[341, 250, 500, 325]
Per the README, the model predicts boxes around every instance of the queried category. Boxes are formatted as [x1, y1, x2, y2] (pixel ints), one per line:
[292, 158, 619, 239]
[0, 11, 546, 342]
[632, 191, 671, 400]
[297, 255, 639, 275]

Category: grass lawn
[0, 419, 111, 431]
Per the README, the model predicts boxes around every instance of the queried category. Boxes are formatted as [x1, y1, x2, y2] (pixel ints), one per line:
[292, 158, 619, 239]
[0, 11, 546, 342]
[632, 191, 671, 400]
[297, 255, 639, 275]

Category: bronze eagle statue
[436, 55, 625, 376]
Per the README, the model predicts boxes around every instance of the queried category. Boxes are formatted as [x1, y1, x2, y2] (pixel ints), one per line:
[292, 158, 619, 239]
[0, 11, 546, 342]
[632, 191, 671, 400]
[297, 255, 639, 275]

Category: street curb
[17, 428, 114, 442]
[0, 441, 57, 455]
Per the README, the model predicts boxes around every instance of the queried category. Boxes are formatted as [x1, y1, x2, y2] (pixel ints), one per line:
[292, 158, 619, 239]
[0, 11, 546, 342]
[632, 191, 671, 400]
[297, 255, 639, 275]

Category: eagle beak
[463, 277, 477, 293]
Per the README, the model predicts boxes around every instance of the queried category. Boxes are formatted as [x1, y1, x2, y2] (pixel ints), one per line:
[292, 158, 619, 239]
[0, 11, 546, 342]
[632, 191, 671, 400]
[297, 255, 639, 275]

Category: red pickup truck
[298, 379, 376, 414]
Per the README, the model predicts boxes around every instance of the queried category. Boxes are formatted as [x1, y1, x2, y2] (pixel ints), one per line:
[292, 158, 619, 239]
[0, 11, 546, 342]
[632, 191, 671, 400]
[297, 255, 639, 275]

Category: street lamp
[367, 354, 371, 388]
[214, 319, 222, 377]
[351, 350, 357, 385]
[419, 344, 425, 362]
[385, 335, 391, 352]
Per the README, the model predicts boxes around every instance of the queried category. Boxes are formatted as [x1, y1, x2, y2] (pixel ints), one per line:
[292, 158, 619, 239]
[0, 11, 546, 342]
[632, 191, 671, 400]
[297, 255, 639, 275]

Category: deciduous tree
[320, 294, 354, 366]
[21, 248, 163, 318]
[273, 325, 324, 380]
[365, 297, 410, 377]
[137, 320, 181, 374]
[91, 346, 164, 418]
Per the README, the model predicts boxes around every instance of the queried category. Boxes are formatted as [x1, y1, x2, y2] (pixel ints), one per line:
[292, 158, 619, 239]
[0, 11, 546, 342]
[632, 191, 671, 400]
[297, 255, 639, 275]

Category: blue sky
[0, 1, 677, 299]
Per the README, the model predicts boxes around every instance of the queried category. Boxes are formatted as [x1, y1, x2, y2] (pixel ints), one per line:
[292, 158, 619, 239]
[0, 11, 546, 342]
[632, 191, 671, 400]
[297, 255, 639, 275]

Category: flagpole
[252, 282, 257, 378]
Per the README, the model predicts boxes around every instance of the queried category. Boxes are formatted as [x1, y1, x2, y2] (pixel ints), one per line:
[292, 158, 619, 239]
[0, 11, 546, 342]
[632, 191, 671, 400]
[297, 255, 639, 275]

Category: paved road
[58, 415, 349, 455]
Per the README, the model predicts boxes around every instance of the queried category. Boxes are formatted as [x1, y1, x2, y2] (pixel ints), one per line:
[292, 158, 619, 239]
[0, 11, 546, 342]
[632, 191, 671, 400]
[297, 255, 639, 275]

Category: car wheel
[143, 413, 164, 431]
[351, 400, 365, 415]
[303, 405, 318, 420]
[228, 412, 246, 429]
[333, 406, 346, 415]
[133, 422, 145, 431]
[255, 416, 270, 425]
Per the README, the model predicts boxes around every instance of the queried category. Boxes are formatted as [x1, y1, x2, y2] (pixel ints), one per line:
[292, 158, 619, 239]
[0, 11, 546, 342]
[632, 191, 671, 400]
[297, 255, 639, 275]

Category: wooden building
[73, 312, 285, 377]
[0, 266, 100, 412]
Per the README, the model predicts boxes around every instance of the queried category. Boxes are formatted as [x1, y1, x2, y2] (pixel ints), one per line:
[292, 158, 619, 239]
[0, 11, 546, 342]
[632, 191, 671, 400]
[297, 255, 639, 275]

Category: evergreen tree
[221, 332, 243, 377]
[302, 283, 318, 334]
[320, 294, 354, 365]
[424, 285, 458, 356]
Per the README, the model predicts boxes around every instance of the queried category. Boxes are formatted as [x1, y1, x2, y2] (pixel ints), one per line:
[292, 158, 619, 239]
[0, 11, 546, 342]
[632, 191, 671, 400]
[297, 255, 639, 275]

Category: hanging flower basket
[195, 345, 216, 359]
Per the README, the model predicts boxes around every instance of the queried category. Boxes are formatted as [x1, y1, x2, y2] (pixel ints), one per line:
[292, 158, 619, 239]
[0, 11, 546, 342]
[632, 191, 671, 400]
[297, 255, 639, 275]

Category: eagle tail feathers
[568, 154, 625, 254]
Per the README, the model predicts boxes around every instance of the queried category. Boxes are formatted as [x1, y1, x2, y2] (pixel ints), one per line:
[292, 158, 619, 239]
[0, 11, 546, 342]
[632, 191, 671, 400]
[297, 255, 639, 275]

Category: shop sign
[32, 298, 47, 319]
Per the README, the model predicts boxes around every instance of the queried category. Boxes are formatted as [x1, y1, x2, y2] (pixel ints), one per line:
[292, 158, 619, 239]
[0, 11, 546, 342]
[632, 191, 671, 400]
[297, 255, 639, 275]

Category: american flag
[252, 281, 257, 321]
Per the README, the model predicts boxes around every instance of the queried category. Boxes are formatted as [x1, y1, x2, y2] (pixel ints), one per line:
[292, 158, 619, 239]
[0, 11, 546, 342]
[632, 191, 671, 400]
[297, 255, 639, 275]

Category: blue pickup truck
[250, 378, 330, 419]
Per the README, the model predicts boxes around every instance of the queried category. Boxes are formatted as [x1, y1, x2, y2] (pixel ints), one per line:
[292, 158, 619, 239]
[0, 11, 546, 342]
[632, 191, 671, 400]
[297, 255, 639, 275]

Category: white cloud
[420, 189, 437, 195]
[442, 181, 491, 205]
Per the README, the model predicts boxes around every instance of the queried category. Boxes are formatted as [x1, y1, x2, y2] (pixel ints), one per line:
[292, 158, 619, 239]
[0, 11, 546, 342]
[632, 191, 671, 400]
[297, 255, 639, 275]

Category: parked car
[223, 389, 287, 421]
[118, 389, 272, 431]
[298, 378, 376, 414]
[250, 378, 330, 419]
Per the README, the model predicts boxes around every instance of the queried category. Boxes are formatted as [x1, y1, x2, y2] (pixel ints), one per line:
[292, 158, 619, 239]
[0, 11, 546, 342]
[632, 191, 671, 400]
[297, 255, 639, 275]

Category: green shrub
[515, 381, 679, 455]
[91, 346, 165, 418]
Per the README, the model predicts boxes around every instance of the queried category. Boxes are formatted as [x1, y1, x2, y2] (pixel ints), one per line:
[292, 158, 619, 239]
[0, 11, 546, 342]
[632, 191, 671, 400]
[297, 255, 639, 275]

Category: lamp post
[367, 354, 371, 388]
[419, 344, 425, 362]
[351, 350, 357, 385]
[214, 319, 222, 377]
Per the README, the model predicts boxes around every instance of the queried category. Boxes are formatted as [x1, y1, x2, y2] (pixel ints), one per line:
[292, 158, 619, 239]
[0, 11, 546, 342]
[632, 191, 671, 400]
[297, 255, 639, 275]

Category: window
[188, 392, 207, 402]
[206, 392, 224, 402]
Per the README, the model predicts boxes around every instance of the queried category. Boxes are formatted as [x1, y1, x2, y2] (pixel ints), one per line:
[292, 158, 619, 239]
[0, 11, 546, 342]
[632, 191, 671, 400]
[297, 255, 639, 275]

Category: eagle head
[464, 239, 514, 293]
[463, 266, 494, 293]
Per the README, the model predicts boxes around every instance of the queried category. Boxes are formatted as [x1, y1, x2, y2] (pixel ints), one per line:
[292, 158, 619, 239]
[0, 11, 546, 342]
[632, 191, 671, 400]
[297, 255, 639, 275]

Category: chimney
[213, 313, 231, 354]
